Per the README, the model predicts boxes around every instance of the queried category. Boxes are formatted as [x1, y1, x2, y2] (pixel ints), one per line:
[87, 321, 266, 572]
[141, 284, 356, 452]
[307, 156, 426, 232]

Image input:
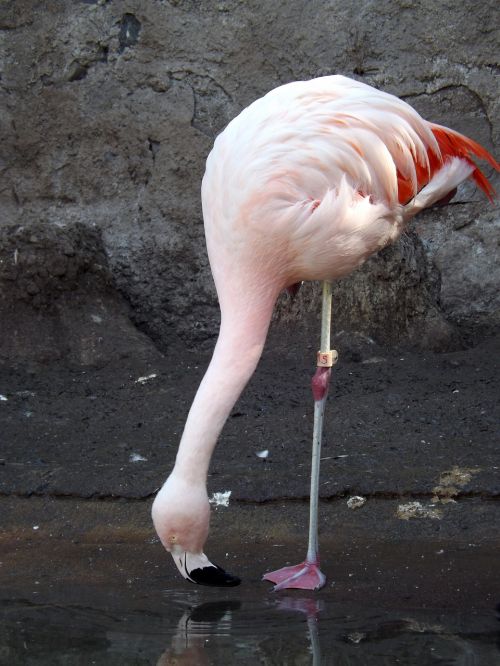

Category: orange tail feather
[429, 123, 500, 201]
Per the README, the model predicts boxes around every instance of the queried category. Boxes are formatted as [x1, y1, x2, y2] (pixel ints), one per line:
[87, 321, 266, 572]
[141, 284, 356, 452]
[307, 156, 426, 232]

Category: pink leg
[264, 281, 334, 592]
[263, 366, 331, 591]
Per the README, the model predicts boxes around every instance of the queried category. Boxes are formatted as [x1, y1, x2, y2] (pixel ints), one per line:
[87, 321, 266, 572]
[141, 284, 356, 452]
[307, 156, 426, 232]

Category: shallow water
[2, 590, 498, 665]
[2, 503, 499, 665]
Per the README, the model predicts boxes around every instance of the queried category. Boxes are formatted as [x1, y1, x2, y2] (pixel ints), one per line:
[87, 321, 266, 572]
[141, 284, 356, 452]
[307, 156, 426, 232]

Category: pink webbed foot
[263, 560, 326, 591]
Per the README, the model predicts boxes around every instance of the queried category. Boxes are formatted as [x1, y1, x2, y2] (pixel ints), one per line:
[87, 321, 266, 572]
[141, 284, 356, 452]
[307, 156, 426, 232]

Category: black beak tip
[189, 564, 241, 587]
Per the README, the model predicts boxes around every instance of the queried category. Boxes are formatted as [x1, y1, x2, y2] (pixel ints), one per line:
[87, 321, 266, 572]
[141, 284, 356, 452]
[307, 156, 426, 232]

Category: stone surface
[1, 0, 499, 363]
[0, 223, 158, 365]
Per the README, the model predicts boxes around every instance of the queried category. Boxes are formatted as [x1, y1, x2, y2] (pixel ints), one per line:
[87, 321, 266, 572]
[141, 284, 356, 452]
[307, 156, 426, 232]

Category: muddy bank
[1, 494, 500, 604]
[0, 332, 498, 501]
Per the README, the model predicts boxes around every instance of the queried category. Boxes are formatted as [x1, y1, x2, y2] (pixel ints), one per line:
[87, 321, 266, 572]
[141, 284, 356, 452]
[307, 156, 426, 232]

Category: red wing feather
[429, 124, 499, 201]
[396, 123, 499, 204]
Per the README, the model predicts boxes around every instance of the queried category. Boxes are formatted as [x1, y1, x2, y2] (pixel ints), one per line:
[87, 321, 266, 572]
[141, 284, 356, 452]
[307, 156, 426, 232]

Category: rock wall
[1, 0, 498, 362]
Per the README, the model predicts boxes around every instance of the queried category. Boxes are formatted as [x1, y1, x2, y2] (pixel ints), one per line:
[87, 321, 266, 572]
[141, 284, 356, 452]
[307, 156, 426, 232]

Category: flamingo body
[152, 75, 498, 588]
[203, 76, 495, 297]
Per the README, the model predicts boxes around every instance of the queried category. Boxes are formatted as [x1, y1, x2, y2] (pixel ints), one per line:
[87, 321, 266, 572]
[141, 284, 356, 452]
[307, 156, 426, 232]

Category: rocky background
[1, 0, 499, 365]
[1, 7, 499, 649]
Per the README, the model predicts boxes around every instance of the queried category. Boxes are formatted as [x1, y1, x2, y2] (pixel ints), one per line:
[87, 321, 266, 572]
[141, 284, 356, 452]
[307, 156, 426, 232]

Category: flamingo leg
[263, 281, 336, 591]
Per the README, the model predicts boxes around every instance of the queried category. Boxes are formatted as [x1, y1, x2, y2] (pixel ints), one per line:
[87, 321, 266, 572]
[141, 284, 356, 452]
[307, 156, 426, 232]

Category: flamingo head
[151, 472, 241, 586]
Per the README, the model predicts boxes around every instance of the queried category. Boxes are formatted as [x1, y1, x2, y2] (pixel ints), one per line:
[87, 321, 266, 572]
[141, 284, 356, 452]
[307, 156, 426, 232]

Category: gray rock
[0, 223, 158, 366]
[1, 0, 498, 363]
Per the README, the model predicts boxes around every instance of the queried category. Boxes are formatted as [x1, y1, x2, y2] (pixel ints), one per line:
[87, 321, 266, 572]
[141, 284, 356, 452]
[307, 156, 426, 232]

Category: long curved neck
[173, 289, 277, 484]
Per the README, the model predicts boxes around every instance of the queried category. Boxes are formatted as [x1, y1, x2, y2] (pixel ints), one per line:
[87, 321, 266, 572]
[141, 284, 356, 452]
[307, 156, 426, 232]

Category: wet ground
[1, 332, 499, 663]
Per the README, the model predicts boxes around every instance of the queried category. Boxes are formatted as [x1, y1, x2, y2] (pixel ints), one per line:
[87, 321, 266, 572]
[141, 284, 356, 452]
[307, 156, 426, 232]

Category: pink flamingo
[152, 75, 498, 590]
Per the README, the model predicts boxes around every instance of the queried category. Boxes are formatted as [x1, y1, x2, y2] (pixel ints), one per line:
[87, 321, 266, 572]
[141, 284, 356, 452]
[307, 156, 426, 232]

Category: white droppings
[0, 395, 7, 402]
[432, 466, 479, 503]
[256, 449, 269, 459]
[347, 495, 366, 510]
[33, 525, 39, 530]
[396, 501, 442, 520]
[404, 618, 444, 634]
[209, 490, 231, 507]
[129, 453, 147, 462]
[135, 373, 158, 384]
[90, 314, 103, 324]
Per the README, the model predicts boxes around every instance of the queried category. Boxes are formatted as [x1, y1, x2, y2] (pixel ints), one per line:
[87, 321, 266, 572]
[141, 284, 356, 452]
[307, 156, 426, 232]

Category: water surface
[2, 590, 498, 665]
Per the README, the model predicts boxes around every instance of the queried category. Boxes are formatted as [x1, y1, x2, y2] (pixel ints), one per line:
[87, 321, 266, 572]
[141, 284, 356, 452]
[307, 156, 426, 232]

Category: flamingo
[151, 75, 498, 590]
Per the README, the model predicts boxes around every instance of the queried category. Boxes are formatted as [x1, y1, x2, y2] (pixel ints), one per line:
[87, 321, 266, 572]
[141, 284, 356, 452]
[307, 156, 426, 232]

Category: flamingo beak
[170, 546, 241, 587]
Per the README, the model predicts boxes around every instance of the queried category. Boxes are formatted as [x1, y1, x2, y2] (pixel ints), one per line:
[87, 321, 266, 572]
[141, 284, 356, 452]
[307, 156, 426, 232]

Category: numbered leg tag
[316, 350, 338, 367]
